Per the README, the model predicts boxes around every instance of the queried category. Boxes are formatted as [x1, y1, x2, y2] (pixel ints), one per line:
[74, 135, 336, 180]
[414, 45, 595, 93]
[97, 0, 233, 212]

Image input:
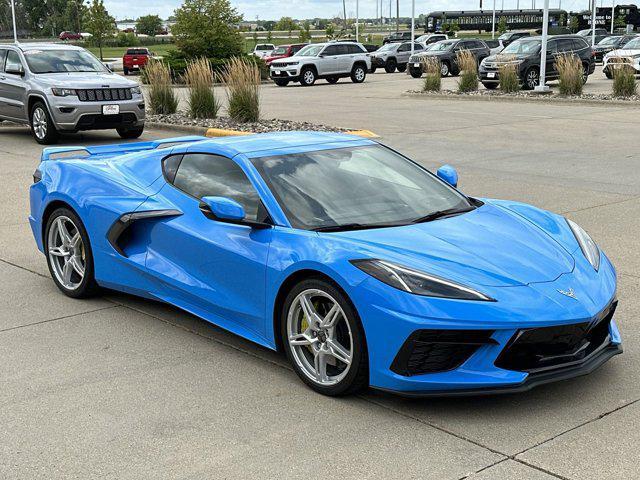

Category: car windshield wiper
[412, 205, 476, 224]
[312, 222, 403, 233]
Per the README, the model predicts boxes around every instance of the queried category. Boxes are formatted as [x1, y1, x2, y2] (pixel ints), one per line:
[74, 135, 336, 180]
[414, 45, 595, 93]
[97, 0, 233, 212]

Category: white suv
[269, 42, 371, 87]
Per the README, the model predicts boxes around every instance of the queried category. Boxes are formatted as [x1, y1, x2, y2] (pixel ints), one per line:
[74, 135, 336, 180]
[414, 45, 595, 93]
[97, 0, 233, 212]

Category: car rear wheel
[300, 67, 317, 86]
[30, 101, 58, 145]
[396, 63, 407, 73]
[117, 126, 144, 139]
[350, 64, 367, 83]
[483, 82, 499, 90]
[409, 67, 423, 78]
[582, 63, 589, 84]
[326, 76, 339, 84]
[123, 67, 129, 75]
[273, 79, 289, 87]
[281, 278, 368, 396]
[440, 61, 450, 77]
[45, 208, 100, 298]
[523, 67, 540, 90]
[604, 68, 613, 79]
[384, 58, 397, 73]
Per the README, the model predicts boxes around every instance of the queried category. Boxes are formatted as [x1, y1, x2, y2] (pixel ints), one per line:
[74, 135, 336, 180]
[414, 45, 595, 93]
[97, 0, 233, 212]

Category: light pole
[491, 0, 497, 39]
[410, 0, 415, 59]
[591, 0, 597, 45]
[356, 0, 359, 41]
[11, 0, 18, 43]
[535, 0, 551, 92]
[610, 0, 615, 33]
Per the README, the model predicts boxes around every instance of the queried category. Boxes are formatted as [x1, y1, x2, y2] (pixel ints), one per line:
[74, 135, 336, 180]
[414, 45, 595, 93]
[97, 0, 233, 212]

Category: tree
[615, 13, 627, 29]
[298, 21, 311, 42]
[136, 14, 163, 36]
[172, 0, 244, 59]
[497, 16, 507, 35]
[325, 23, 336, 39]
[85, 0, 115, 60]
[276, 16, 297, 36]
[569, 15, 579, 33]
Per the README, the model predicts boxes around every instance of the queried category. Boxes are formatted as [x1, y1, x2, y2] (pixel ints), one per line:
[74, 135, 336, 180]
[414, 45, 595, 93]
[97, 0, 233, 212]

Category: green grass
[86, 44, 177, 60]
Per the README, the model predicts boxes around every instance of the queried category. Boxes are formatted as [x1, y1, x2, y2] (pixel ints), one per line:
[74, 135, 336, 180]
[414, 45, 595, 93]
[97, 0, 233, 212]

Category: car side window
[547, 41, 558, 54]
[572, 39, 588, 51]
[172, 153, 262, 222]
[336, 45, 350, 55]
[348, 44, 364, 54]
[557, 39, 574, 53]
[5, 50, 23, 74]
[414, 43, 424, 51]
[162, 154, 183, 184]
[398, 43, 410, 52]
[0, 50, 6, 72]
[323, 45, 339, 56]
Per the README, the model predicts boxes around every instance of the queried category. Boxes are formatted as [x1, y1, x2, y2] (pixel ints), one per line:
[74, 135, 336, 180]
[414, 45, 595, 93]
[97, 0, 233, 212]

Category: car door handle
[0, 75, 5, 80]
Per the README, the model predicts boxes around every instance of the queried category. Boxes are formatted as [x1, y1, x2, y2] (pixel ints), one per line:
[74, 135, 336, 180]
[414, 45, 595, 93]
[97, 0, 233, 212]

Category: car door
[142, 152, 273, 339]
[396, 43, 411, 63]
[0, 49, 28, 121]
[319, 44, 340, 75]
[336, 44, 354, 72]
[545, 39, 560, 78]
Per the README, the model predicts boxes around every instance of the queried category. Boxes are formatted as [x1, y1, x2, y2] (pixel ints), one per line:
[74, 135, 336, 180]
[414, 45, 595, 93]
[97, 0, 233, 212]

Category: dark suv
[592, 34, 640, 62]
[479, 35, 596, 90]
[383, 31, 415, 44]
[408, 39, 490, 78]
[497, 31, 531, 48]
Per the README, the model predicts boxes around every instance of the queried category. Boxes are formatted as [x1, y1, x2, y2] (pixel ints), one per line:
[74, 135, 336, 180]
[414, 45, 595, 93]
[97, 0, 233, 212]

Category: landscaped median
[145, 113, 380, 139]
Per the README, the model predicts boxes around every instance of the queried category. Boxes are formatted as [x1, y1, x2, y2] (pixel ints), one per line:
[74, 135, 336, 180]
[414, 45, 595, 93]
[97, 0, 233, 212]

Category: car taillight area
[495, 300, 617, 373]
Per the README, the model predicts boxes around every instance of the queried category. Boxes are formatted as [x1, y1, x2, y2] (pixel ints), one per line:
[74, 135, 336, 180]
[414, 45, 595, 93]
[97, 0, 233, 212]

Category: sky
[104, 0, 594, 21]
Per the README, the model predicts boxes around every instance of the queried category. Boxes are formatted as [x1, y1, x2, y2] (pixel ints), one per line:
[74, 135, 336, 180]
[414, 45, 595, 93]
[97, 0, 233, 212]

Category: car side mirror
[5, 65, 24, 76]
[437, 164, 458, 188]
[199, 196, 272, 229]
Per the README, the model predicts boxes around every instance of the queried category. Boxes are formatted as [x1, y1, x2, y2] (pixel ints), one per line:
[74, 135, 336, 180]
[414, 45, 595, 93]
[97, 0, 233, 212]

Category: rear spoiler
[40, 135, 206, 162]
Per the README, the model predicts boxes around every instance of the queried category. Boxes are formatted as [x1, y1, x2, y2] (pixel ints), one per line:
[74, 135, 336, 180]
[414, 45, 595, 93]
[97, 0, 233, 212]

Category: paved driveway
[0, 81, 638, 479]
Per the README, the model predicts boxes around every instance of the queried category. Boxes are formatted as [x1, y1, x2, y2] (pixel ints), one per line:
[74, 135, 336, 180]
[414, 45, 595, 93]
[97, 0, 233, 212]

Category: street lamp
[591, 0, 597, 46]
[491, 0, 497, 39]
[11, 0, 18, 43]
[610, 0, 615, 34]
[534, 0, 551, 92]
[410, 0, 415, 59]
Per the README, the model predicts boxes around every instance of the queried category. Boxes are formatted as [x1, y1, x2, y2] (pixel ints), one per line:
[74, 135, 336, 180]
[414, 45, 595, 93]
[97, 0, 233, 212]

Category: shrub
[164, 52, 269, 82]
[223, 57, 261, 122]
[497, 56, 520, 93]
[555, 54, 584, 95]
[114, 31, 139, 47]
[421, 57, 441, 92]
[612, 64, 637, 97]
[144, 60, 179, 114]
[184, 57, 220, 118]
[456, 49, 478, 93]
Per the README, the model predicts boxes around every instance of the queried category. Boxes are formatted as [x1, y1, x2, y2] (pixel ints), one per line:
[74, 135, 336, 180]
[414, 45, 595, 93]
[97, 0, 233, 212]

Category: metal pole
[411, 0, 415, 58]
[11, 0, 18, 43]
[492, 0, 496, 39]
[535, 0, 551, 92]
[591, 0, 597, 46]
[611, 0, 615, 33]
[396, 0, 399, 32]
[356, 0, 359, 41]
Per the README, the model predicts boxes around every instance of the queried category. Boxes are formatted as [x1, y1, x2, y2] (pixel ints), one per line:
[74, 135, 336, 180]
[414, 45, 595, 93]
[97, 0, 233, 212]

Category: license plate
[274, 70, 281, 75]
[413, 62, 420, 67]
[487, 72, 496, 78]
[102, 104, 120, 115]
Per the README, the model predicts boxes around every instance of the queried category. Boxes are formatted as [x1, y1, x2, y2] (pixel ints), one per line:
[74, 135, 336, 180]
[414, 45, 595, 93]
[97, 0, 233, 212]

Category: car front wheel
[351, 64, 367, 83]
[440, 61, 450, 77]
[523, 67, 540, 90]
[117, 126, 144, 139]
[30, 101, 58, 145]
[300, 67, 317, 86]
[273, 79, 289, 87]
[281, 278, 368, 396]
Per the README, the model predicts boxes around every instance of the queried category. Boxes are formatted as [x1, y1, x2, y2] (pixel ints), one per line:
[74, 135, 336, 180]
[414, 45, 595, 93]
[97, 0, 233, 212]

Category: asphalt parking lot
[1, 77, 639, 479]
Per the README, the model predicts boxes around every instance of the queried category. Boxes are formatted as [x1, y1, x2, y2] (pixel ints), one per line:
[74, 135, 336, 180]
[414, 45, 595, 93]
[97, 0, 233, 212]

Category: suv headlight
[566, 219, 600, 271]
[51, 88, 76, 97]
[131, 86, 142, 94]
[350, 259, 495, 301]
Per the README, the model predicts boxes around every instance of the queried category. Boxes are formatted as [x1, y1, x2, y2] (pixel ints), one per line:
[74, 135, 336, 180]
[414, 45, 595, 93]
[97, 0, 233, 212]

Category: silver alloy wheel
[354, 67, 365, 81]
[303, 70, 315, 84]
[287, 289, 353, 386]
[32, 107, 48, 140]
[526, 69, 539, 89]
[48, 216, 85, 290]
[440, 62, 449, 76]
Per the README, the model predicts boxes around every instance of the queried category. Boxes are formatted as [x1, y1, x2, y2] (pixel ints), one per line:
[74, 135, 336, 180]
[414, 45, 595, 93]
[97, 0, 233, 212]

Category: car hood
[327, 203, 575, 288]
[32, 72, 138, 88]
[606, 48, 640, 57]
[484, 53, 530, 62]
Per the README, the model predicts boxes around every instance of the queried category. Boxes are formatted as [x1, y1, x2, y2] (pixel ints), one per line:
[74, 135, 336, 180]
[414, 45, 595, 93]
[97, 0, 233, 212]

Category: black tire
[117, 126, 144, 139]
[273, 78, 289, 87]
[409, 67, 423, 78]
[396, 63, 407, 73]
[582, 63, 589, 85]
[604, 69, 613, 80]
[281, 278, 369, 396]
[350, 64, 367, 83]
[370, 66, 377, 74]
[523, 66, 540, 90]
[123, 67, 129, 75]
[326, 76, 339, 84]
[30, 101, 59, 145]
[483, 82, 499, 90]
[299, 67, 317, 86]
[44, 207, 100, 299]
[440, 61, 451, 77]
[384, 58, 397, 73]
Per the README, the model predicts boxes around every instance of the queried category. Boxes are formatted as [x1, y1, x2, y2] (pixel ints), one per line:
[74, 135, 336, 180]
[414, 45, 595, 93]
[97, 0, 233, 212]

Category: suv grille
[495, 300, 617, 373]
[77, 88, 133, 102]
[390, 329, 497, 376]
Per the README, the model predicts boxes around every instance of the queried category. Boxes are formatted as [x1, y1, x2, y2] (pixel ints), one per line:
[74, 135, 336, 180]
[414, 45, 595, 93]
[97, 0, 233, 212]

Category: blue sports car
[29, 132, 622, 396]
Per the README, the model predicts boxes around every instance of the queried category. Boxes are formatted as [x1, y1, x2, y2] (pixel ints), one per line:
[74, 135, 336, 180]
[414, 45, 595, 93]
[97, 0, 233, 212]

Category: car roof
[15, 42, 85, 52]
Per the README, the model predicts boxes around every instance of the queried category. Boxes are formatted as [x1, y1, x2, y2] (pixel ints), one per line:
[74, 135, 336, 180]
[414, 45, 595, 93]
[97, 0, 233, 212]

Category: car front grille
[77, 88, 133, 102]
[76, 113, 137, 130]
[495, 300, 617, 373]
[390, 329, 497, 376]
[607, 56, 633, 64]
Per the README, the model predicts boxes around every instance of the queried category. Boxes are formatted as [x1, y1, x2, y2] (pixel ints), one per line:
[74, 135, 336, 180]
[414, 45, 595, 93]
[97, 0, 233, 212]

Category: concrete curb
[146, 122, 380, 139]
[401, 91, 640, 108]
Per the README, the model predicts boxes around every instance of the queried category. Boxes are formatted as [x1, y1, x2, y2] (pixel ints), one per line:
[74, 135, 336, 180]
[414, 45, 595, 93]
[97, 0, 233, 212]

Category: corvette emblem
[558, 288, 577, 299]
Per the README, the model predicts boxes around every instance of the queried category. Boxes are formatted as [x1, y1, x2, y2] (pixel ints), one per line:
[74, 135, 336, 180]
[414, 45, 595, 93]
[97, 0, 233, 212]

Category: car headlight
[51, 87, 76, 97]
[566, 219, 600, 271]
[131, 86, 142, 94]
[350, 259, 495, 301]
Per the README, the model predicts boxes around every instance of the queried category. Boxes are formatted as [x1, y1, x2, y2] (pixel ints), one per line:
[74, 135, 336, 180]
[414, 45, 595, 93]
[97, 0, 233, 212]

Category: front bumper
[48, 93, 146, 132]
[270, 65, 301, 81]
[353, 251, 621, 395]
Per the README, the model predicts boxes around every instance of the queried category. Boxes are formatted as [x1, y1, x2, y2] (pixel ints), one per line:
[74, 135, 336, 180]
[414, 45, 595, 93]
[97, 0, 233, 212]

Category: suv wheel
[30, 101, 59, 145]
[440, 61, 450, 77]
[409, 66, 423, 78]
[581, 63, 589, 84]
[350, 64, 367, 83]
[523, 67, 540, 90]
[384, 58, 397, 73]
[123, 67, 129, 75]
[326, 76, 339, 84]
[117, 126, 144, 139]
[396, 64, 407, 73]
[300, 67, 317, 86]
[273, 79, 289, 87]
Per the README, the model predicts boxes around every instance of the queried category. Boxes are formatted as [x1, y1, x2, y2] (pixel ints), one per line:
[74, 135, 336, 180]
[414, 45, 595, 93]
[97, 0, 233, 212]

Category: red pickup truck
[59, 31, 82, 41]
[264, 44, 307, 66]
[122, 48, 155, 75]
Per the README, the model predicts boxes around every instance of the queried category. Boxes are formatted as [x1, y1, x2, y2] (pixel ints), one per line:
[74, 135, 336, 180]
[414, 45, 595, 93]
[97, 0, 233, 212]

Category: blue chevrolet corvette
[29, 132, 621, 396]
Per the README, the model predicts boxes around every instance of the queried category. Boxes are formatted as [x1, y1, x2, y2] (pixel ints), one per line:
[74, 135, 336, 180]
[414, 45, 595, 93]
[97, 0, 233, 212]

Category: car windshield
[598, 36, 620, 46]
[23, 49, 106, 73]
[430, 41, 455, 51]
[251, 145, 471, 231]
[296, 44, 324, 56]
[502, 39, 540, 54]
[256, 45, 274, 51]
[498, 33, 512, 41]
[125, 49, 149, 55]
[272, 46, 288, 55]
[622, 37, 640, 49]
